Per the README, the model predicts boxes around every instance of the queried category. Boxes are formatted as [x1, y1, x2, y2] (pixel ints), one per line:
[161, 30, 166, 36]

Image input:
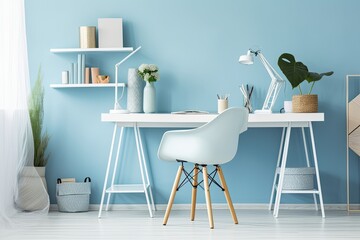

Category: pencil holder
[218, 99, 228, 113]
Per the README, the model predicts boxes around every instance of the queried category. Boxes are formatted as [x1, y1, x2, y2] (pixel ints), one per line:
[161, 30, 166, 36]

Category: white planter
[16, 166, 49, 211]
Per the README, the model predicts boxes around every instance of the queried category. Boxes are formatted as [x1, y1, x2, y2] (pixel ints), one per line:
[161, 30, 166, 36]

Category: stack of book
[69, 54, 86, 84]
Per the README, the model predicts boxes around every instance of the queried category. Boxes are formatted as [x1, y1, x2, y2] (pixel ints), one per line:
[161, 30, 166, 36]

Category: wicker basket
[292, 94, 318, 113]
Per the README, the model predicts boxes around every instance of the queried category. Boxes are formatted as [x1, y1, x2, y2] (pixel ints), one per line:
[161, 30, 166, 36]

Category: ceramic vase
[16, 166, 49, 211]
[127, 68, 144, 113]
[143, 81, 156, 113]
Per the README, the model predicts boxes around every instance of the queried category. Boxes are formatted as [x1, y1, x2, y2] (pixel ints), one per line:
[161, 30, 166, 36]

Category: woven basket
[292, 94, 318, 113]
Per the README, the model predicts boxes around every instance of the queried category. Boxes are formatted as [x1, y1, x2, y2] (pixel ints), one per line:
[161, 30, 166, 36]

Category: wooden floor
[1, 209, 360, 239]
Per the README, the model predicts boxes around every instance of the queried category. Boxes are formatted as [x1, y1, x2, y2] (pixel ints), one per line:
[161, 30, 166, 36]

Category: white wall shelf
[50, 83, 125, 88]
[50, 47, 134, 53]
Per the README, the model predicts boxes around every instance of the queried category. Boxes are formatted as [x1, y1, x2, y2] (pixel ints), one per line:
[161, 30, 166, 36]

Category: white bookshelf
[50, 83, 125, 88]
[50, 47, 134, 53]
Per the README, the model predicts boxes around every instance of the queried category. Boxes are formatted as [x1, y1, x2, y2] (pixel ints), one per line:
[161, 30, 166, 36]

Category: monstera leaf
[278, 53, 309, 89]
[306, 71, 334, 83]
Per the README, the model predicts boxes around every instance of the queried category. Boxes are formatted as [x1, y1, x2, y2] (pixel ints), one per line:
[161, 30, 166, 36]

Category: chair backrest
[158, 107, 249, 165]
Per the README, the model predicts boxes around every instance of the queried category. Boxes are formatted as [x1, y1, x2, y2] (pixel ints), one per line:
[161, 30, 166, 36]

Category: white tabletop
[101, 112, 324, 128]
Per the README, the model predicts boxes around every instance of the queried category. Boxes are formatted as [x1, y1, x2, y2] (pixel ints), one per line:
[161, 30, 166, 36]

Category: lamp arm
[257, 52, 285, 112]
[112, 46, 142, 113]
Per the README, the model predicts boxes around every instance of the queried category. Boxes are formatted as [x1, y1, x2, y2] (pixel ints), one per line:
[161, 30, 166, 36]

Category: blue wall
[24, 0, 359, 205]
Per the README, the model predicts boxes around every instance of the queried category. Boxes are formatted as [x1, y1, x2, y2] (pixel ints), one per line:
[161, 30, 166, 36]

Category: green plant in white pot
[17, 68, 50, 211]
[278, 53, 333, 112]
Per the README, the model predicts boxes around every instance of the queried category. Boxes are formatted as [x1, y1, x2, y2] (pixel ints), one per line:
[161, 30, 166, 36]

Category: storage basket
[276, 167, 315, 190]
[292, 95, 318, 113]
[56, 177, 91, 212]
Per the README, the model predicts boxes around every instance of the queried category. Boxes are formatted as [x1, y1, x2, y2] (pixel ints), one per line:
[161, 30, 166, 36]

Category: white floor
[1, 209, 360, 240]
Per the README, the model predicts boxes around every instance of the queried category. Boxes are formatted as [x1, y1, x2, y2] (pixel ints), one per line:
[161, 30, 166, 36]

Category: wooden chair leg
[163, 165, 183, 225]
[217, 166, 238, 224]
[203, 166, 214, 229]
[190, 164, 199, 221]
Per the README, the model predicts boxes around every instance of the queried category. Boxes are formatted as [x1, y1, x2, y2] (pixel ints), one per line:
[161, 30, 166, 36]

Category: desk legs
[270, 122, 325, 218]
[98, 124, 119, 218]
[98, 124, 155, 218]
[309, 122, 325, 218]
[269, 127, 286, 210]
[273, 123, 292, 218]
[134, 125, 155, 217]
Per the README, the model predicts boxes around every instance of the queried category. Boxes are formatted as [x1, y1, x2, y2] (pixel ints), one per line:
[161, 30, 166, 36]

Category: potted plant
[137, 64, 159, 113]
[278, 53, 333, 112]
[17, 68, 50, 211]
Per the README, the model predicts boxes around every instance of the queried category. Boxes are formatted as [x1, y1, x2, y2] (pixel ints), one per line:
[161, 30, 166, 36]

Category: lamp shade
[239, 50, 254, 64]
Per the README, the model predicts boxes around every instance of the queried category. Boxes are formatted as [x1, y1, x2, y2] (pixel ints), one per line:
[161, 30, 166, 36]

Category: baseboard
[50, 203, 347, 211]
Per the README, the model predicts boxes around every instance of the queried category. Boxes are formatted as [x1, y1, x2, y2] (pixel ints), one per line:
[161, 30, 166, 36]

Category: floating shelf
[50, 83, 126, 88]
[50, 47, 134, 53]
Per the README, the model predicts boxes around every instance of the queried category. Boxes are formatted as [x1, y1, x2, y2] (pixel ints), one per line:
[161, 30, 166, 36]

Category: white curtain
[0, 0, 49, 228]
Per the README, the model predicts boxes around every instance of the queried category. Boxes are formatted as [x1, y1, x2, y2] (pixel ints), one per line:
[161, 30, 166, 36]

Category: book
[60, 178, 76, 183]
[69, 63, 74, 84]
[77, 54, 82, 84]
[74, 63, 78, 84]
[81, 54, 85, 84]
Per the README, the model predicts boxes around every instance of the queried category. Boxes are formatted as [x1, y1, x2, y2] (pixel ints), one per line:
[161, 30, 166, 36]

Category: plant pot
[16, 166, 49, 211]
[292, 94, 318, 113]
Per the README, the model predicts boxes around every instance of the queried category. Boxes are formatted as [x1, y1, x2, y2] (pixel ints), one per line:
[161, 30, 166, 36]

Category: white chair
[158, 107, 248, 229]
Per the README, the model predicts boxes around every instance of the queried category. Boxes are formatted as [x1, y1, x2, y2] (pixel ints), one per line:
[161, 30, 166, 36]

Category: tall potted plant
[17, 68, 50, 211]
[29, 68, 50, 169]
[278, 53, 333, 112]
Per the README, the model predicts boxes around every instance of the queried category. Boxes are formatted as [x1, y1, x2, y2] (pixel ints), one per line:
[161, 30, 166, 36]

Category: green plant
[28, 68, 50, 167]
[278, 53, 334, 95]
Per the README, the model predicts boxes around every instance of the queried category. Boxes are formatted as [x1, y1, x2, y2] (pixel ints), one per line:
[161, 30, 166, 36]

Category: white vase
[143, 81, 156, 113]
[16, 166, 49, 211]
[127, 68, 144, 113]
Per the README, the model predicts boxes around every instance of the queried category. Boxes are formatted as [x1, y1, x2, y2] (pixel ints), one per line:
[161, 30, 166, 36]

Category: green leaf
[306, 71, 334, 83]
[278, 53, 309, 89]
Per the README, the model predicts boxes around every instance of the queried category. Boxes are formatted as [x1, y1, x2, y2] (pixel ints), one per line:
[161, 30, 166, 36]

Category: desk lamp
[110, 46, 142, 114]
[239, 49, 284, 114]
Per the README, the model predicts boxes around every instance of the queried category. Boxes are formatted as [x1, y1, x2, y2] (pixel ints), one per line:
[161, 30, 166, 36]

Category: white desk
[98, 112, 325, 218]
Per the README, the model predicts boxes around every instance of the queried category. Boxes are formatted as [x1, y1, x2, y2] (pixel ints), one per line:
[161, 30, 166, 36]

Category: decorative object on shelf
[110, 46, 142, 114]
[85, 67, 90, 84]
[97, 75, 110, 84]
[239, 84, 253, 113]
[62, 71, 69, 84]
[138, 64, 159, 113]
[91, 67, 99, 83]
[98, 18, 123, 48]
[278, 53, 334, 113]
[239, 49, 285, 114]
[79, 26, 96, 48]
[127, 68, 144, 113]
